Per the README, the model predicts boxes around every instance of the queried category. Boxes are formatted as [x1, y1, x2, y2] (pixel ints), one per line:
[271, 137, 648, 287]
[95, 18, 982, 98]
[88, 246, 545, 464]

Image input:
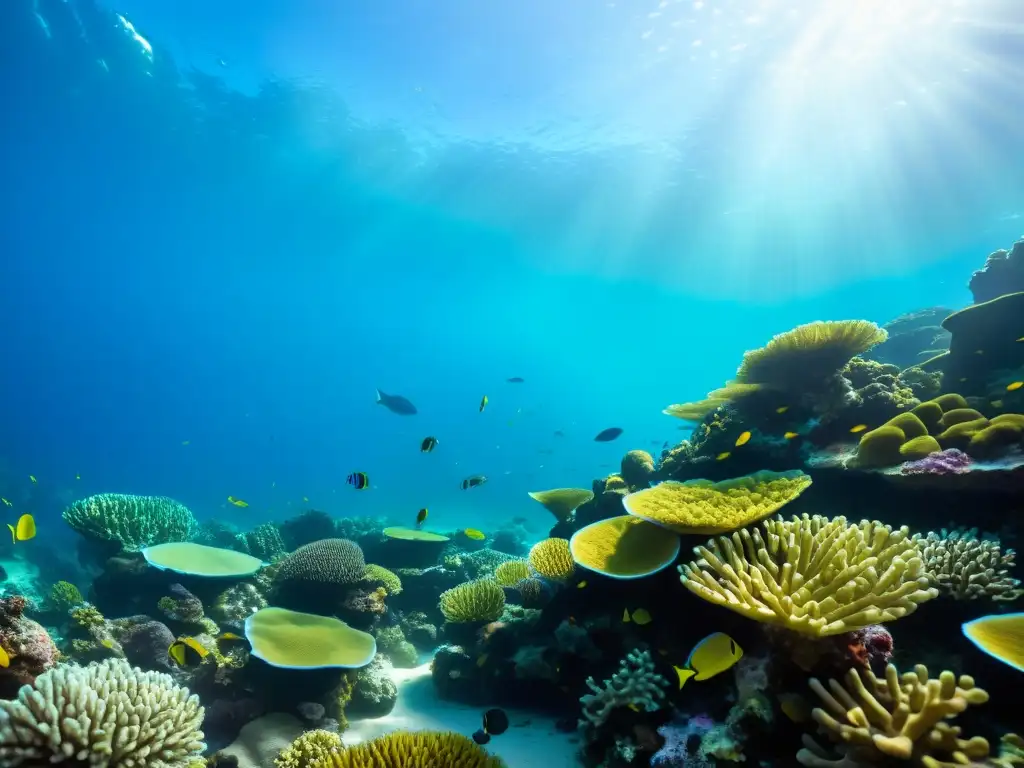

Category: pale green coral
[62, 493, 197, 552]
[49, 581, 84, 612]
[363, 564, 403, 595]
[375, 626, 418, 668]
[439, 579, 505, 623]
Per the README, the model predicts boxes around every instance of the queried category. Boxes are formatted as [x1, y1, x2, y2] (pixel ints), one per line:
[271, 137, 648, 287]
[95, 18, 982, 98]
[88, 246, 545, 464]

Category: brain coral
[528, 538, 576, 581]
[274, 538, 366, 589]
[62, 493, 197, 552]
[308, 730, 506, 768]
[0, 658, 205, 767]
[439, 579, 505, 623]
[363, 564, 403, 595]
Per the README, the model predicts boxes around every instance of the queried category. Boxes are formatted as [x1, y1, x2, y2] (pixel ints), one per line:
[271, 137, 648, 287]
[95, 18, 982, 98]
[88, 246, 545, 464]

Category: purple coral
[652, 714, 715, 768]
[0, 595, 59, 698]
[900, 448, 972, 475]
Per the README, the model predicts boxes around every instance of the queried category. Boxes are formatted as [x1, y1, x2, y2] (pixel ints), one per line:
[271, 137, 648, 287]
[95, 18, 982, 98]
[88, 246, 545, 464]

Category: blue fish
[594, 427, 623, 442]
[376, 389, 417, 415]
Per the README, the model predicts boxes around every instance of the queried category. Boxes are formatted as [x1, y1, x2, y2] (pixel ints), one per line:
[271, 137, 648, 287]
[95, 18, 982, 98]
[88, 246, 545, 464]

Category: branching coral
[797, 664, 991, 768]
[680, 515, 938, 636]
[579, 649, 668, 729]
[916, 529, 1021, 601]
[0, 659, 205, 767]
[62, 493, 197, 552]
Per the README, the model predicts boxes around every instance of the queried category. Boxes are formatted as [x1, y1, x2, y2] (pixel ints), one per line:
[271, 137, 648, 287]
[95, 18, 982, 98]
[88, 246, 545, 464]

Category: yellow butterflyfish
[227, 496, 249, 508]
[622, 608, 652, 626]
[0, 645, 10, 668]
[715, 451, 731, 461]
[734, 431, 751, 447]
[673, 632, 743, 690]
[14, 514, 35, 542]
[1007, 381, 1023, 392]
[849, 424, 868, 433]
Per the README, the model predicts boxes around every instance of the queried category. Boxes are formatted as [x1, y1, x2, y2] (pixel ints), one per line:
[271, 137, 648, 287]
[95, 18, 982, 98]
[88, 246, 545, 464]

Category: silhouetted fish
[507, 377, 525, 383]
[376, 389, 417, 415]
[594, 427, 623, 442]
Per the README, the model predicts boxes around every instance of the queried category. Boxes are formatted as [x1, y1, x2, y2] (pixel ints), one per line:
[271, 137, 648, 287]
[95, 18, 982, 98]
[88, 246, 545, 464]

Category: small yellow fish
[0, 645, 9, 668]
[8, 514, 35, 544]
[778, 692, 811, 723]
[1017, 336, 1024, 343]
[28, 475, 37, 484]
[464, 528, 486, 541]
[0, 498, 10, 507]
[622, 608, 652, 626]
[992, 400, 1004, 409]
[716, 451, 731, 461]
[101, 638, 115, 649]
[627, 703, 641, 712]
[181, 440, 190, 446]
[479, 395, 489, 413]
[775, 406, 789, 414]
[734, 431, 751, 447]
[227, 496, 249, 508]
[577, 580, 588, 589]
[673, 632, 743, 689]
[1007, 381, 1023, 392]
[218, 632, 243, 641]
[849, 424, 868, 433]
[784, 432, 799, 440]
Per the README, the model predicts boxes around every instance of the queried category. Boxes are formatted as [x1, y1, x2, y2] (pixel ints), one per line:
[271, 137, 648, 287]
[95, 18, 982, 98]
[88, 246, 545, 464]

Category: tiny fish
[375, 388, 418, 415]
[975, 349, 984, 355]
[622, 608, 653, 626]
[100, 638, 115, 649]
[0, 498, 10, 507]
[594, 427, 623, 442]
[227, 496, 249, 508]
[421, 436, 439, 453]
[784, 432, 799, 440]
[673, 632, 743, 689]
[991, 400, 1004, 408]
[479, 395, 489, 412]
[735, 431, 751, 447]
[627, 703, 641, 712]
[218, 632, 243, 641]
[507, 377, 525, 383]
[75, 472, 81, 480]
[1007, 381, 1023, 392]
[347, 472, 370, 490]
[554, 430, 566, 437]
[775, 406, 789, 414]
[1017, 336, 1024, 342]
[577, 580, 588, 589]
[960, 377, 968, 383]
[28, 475, 37, 484]
[181, 440, 190, 446]
[302, 496, 309, 502]
[416, 508, 428, 527]
[849, 424, 868, 433]
[476, 653, 489, 667]
[461, 475, 487, 490]
[464, 528, 486, 541]
[716, 451, 731, 461]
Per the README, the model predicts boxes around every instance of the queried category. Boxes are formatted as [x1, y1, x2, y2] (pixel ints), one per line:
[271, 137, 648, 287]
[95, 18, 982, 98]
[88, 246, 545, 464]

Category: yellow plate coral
[622, 470, 812, 535]
[569, 515, 680, 579]
[244, 607, 377, 669]
[527, 488, 595, 522]
[142, 542, 264, 577]
[382, 527, 449, 542]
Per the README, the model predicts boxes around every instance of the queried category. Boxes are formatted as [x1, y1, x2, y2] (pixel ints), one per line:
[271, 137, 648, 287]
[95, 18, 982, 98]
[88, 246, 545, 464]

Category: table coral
[797, 664, 991, 768]
[680, 514, 938, 637]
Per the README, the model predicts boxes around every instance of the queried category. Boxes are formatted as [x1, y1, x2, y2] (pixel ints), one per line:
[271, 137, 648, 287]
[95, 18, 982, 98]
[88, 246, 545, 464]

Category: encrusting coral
[62, 493, 197, 552]
[0, 658, 205, 767]
[304, 730, 506, 767]
[797, 664, 991, 768]
[527, 538, 576, 581]
[916, 529, 1021, 601]
[439, 579, 505, 623]
[680, 515, 938, 637]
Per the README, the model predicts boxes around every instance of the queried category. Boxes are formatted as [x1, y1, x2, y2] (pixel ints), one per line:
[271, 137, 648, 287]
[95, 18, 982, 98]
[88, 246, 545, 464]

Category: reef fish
[507, 377, 525, 383]
[28, 475, 37, 484]
[461, 475, 487, 490]
[673, 632, 743, 689]
[735, 431, 751, 447]
[775, 406, 789, 414]
[464, 528, 486, 541]
[227, 496, 248, 508]
[420, 436, 439, 453]
[962, 613, 1024, 672]
[347, 472, 370, 490]
[622, 608, 653, 626]
[168, 637, 210, 667]
[594, 427, 623, 442]
[416, 508, 428, 527]
[6, 514, 35, 544]
[784, 432, 800, 440]
[1008, 381, 1023, 392]
[0, 498, 11, 507]
[0, 645, 9, 668]
[849, 424, 868, 433]
[473, 707, 509, 744]
[479, 395, 489, 412]
[375, 389, 418, 415]
[716, 451, 731, 461]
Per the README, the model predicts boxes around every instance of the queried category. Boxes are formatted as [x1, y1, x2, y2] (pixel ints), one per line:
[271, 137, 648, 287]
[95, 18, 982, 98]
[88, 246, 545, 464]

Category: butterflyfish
[8, 514, 35, 544]
[849, 424, 868, 433]
[962, 613, 1024, 673]
[1008, 381, 1023, 392]
[734, 431, 751, 447]
[168, 637, 210, 666]
[421, 436, 439, 452]
[227, 496, 248, 508]
[0, 645, 9, 668]
[784, 432, 799, 440]
[775, 406, 789, 414]
[622, 608, 652, 626]
[716, 451, 731, 461]
[479, 395, 489, 412]
[347, 472, 370, 490]
[416, 508, 428, 527]
[461, 475, 487, 490]
[673, 632, 743, 689]
[778, 692, 811, 723]
[464, 528, 486, 541]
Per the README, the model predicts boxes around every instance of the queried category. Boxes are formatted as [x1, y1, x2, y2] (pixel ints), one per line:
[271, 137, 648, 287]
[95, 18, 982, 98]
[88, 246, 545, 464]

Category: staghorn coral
[579, 649, 668, 730]
[0, 658, 205, 767]
[62, 493, 197, 552]
[306, 730, 506, 767]
[527, 538, 576, 581]
[916, 529, 1021, 601]
[439, 579, 505, 623]
[797, 663, 991, 768]
[493, 559, 530, 586]
[362, 564, 402, 595]
[274, 730, 343, 768]
[680, 515, 938, 637]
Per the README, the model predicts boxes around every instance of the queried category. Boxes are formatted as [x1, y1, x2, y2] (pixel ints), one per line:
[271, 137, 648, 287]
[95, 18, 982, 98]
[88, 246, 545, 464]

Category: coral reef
[349, 652, 399, 718]
[272, 538, 366, 610]
[917, 528, 1021, 601]
[0, 595, 59, 698]
[439, 579, 505, 623]
[274, 729, 343, 768]
[970, 238, 1024, 303]
[569, 515, 680, 579]
[362, 563, 402, 595]
[867, 308, 952, 369]
[306, 730, 506, 767]
[527, 538, 576, 581]
[62, 493, 197, 552]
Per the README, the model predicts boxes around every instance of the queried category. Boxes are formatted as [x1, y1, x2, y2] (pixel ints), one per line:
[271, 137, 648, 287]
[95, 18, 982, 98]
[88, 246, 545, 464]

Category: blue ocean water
[1, 0, 1022, 545]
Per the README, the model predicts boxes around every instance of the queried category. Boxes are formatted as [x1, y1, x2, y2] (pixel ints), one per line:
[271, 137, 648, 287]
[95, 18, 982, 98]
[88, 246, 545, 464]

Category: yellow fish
[577, 580, 588, 589]
[0, 498, 11, 507]
[962, 613, 1024, 673]
[227, 496, 249, 508]
[734, 431, 751, 447]
[101, 638, 115, 649]
[849, 424, 868, 433]
[1007, 381, 1023, 392]
[479, 395, 489, 413]
[992, 400, 1004, 409]
[1017, 337, 1024, 343]
[627, 703, 640, 712]
[778, 692, 811, 723]
[28, 475, 37, 484]
[463, 528, 486, 541]
[673, 632, 743, 689]
[775, 406, 789, 414]
[168, 637, 210, 666]
[622, 608, 652, 626]
[0, 645, 9, 668]
[8, 514, 35, 544]
[784, 432, 799, 440]
[218, 632, 243, 642]
[716, 451, 731, 461]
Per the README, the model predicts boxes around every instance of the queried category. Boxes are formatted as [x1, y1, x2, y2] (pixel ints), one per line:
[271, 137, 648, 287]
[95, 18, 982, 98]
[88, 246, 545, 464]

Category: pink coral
[900, 448, 972, 475]
[0, 595, 59, 698]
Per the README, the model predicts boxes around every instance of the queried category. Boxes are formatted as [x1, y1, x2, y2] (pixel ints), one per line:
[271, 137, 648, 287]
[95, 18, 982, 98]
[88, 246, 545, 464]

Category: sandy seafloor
[346, 662, 581, 767]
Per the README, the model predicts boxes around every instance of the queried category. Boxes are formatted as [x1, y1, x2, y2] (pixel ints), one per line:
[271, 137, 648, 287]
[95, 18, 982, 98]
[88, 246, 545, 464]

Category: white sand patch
[346, 662, 581, 767]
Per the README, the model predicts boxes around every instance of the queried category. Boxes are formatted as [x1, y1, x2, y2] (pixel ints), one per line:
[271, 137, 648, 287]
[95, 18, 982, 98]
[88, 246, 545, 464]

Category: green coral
[439, 579, 505, 623]
[62, 493, 197, 551]
[275, 730, 344, 768]
[49, 581, 84, 612]
[363, 564, 403, 595]
[375, 625, 419, 668]
[241, 523, 286, 561]
[71, 605, 105, 629]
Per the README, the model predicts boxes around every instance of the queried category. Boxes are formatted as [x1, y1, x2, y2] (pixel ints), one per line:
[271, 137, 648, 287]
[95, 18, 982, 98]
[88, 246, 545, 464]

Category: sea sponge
[939, 408, 986, 427]
[0, 658, 205, 766]
[143, 542, 264, 577]
[916, 529, 1022, 601]
[244, 606, 376, 669]
[680, 514, 938, 637]
[307, 730, 506, 767]
[363, 564, 402, 595]
[569, 515, 681, 579]
[797, 664, 991, 768]
[274, 538, 366, 589]
[527, 488, 595, 522]
[62, 493, 197, 552]
[275, 729, 343, 768]
[527, 538, 576, 581]
[623, 470, 812, 535]
[493, 559, 530, 586]
[438, 579, 505, 623]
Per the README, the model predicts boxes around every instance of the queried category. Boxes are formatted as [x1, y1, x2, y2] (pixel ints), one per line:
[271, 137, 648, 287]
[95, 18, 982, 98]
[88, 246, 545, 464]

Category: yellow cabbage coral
[276, 729, 344, 768]
[439, 579, 505, 623]
[528, 538, 576, 581]
[493, 559, 530, 586]
[663, 382, 761, 422]
[309, 730, 506, 767]
[797, 664, 991, 768]
[680, 514, 938, 636]
[623, 470, 812, 535]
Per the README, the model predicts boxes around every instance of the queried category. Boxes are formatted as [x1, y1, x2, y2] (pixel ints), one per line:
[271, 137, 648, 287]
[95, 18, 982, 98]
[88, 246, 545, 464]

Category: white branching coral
[0, 658, 205, 767]
[916, 529, 1021, 601]
[579, 649, 668, 729]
